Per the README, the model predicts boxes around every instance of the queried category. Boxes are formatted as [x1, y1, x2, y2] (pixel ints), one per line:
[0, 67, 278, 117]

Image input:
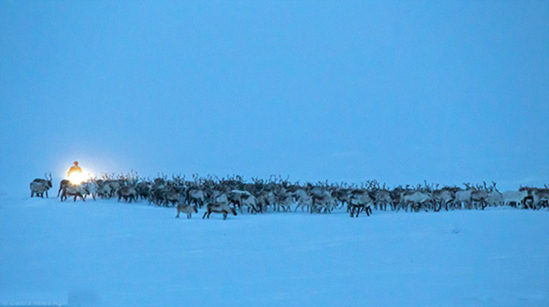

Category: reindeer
[256, 190, 275, 213]
[117, 185, 138, 203]
[432, 186, 455, 212]
[60, 183, 86, 202]
[275, 190, 294, 212]
[399, 190, 432, 212]
[203, 202, 237, 220]
[453, 184, 473, 210]
[348, 190, 373, 217]
[520, 186, 549, 209]
[136, 181, 152, 199]
[164, 187, 182, 207]
[311, 194, 337, 213]
[294, 189, 313, 212]
[531, 187, 549, 209]
[110, 179, 124, 197]
[30, 173, 53, 198]
[470, 183, 489, 210]
[212, 192, 230, 206]
[96, 180, 114, 199]
[175, 204, 198, 219]
[502, 189, 529, 208]
[240, 193, 260, 214]
[149, 187, 168, 206]
[186, 187, 206, 208]
[373, 189, 393, 211]
[57, 179, 70, 197]
[82, 180, 98, 201]
[331, 188, 351, 209]
[227, 190, 251, 212]
[486, 182, 503, 207]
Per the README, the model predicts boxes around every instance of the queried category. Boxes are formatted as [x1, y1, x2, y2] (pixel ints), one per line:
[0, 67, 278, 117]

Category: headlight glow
[68, 170, 88, 185]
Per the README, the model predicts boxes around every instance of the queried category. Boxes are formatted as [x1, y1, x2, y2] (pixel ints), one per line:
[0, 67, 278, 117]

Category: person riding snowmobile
[67, 161, 83, 177]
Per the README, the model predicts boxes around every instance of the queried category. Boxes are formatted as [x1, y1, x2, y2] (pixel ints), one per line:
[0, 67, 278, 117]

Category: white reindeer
[399, 190, 432, 212]
[502, 190, 529, 208]
[82, 181, 98, 201]
[30, 173, 53, 198]
[240, 194, 260, 213]
[294, 191, 313, 212]
[454, 188, 472, 210]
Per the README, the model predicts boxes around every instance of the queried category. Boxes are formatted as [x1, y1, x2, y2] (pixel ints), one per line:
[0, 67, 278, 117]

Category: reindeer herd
[30, 173, 549, 219]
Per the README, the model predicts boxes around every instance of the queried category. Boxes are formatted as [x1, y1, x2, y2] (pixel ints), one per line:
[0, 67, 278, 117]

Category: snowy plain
[1, 192, 548, 307]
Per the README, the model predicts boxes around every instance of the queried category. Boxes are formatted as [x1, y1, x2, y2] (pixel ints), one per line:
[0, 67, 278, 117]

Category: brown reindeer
[203, 202, 237, 220]
[175, 204, 198, 219]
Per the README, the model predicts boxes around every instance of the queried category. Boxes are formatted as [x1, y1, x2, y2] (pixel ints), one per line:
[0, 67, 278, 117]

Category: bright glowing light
[68, 170, 90, 185]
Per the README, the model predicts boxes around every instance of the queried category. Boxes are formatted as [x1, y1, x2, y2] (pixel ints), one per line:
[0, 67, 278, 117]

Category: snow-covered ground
[1, 195, 548, 307]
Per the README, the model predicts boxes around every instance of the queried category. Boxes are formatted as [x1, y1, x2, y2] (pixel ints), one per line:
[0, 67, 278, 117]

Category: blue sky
[1, 1, 548, 192]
